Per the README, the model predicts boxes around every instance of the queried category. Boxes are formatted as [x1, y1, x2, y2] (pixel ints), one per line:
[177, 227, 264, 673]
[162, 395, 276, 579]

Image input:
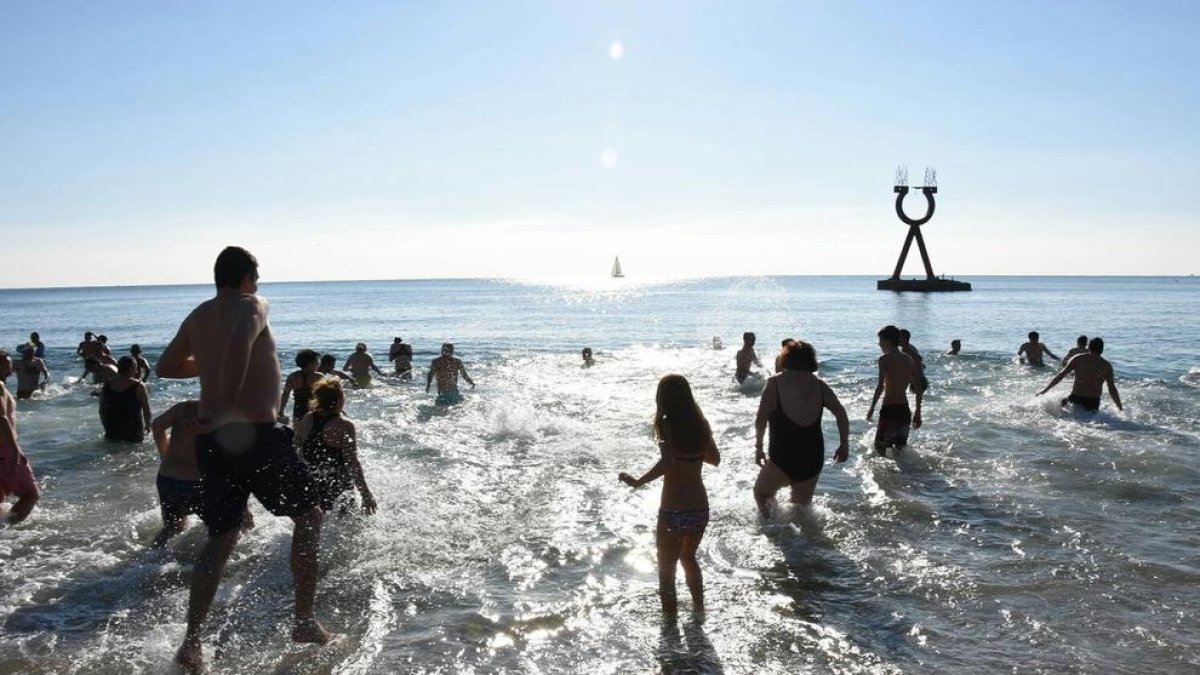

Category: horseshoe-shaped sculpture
[878, 174, 971, 291]
[894, 185, 936, 226]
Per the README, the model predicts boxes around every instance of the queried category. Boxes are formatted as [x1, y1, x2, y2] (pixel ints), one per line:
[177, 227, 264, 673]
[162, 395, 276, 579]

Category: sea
[1, 275, 1197, 674]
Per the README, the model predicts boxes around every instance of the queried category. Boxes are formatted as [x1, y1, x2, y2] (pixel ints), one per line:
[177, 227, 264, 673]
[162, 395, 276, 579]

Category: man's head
[1088, 337, 1105, 354]
[213, 246, 259, 292]
[84, 331, 94, 341]
[355, 343, 367, 353]
[130, 344, 142, 356]
[950, 339, 961, 353]
[319, 354, 337, 370]
[742, 332, 755, 347]
[441, 343, 454, 357]
[1076, 335, 1087, 347]
[878, 325, 901, 351]
[296, 349, 320, 370]
[1028, 331, 1040, 342]
[394, 337, 403, 344]
[117, 356, 136, 375]
[898, 328, 911, 344]
[781, 338, 796, 348]
[30, 332, 39, 342]
[0, 350, 12, 379]
[98, 335, 108, 344]
[19, 344, 34, 359]
[582, 347, 593, 361]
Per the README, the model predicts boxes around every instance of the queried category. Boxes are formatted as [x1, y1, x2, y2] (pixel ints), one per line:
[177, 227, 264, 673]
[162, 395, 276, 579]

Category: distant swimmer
[27, 332, 46, 358]
[156, 246, 333, 671]
[754, 341, 850, 516]
[618, 374, 720, 619]
[318, 354, 354, 383]
[426, 343, 475, 405]
[774, 338, 796, 374]
[83, 357, 119, 386]
[150, 400, 253, 548]
[130, 344, 152, 381]
[946, 339, 962, 356]
[582, 347, 594, 367]
[1018, 331, 1060, 367]
[712, 336, 723, 350]
[1038, 337, 1123, 413]
[866, 325, 923, 456]
[77, 332, 104, 360]
[14, 345, 50, 399]
[735, 332, 762, 383]
[280, 350, 324, 424]
[388, 337, 414, 380]
[294, 379, 377, 514]
[898, 328, 928, 393]
[96, 335, 116, 366]
[99, 356, 151, 442]
[1062, 335, 1088, 365]
[0, 351, 40, 524]
[343, 343, 385, 388]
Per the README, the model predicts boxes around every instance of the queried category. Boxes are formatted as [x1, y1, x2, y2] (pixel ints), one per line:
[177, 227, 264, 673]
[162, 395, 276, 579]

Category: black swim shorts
[196, 423, 319, 535]
[157, 473, 203, 524]
[1063, 394, 1101, 412]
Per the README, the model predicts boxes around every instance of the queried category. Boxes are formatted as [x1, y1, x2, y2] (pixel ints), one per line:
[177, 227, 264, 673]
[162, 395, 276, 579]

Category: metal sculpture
[877, 166, 971, 292]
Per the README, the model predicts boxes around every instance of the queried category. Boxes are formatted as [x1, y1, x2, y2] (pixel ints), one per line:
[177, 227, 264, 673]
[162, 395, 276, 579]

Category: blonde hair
[310, 378, 345, 415]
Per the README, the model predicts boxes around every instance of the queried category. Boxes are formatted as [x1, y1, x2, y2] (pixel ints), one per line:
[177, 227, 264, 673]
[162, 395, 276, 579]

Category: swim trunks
[0, 448, 39, 502]
[874, 403, 911, 453]
[1063, 395, 1100, 412]
[196, 423, 319, 536]
[658, 509, 709, 535]
[16, 390, 34, 400]
[353, 375, 372, 389]
[157, 473, 203, 524]
[435, 389, 464, 406]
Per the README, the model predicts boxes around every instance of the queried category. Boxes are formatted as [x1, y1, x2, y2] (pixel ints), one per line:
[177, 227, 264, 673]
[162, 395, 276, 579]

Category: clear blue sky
[2, 1, 1198, 287]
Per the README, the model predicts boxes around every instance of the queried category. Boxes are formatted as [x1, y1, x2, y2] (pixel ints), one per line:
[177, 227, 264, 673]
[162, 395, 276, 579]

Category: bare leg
[788, 475, 820, 507]
[656, 518, 683, 619]
[5, 492, 38, 525]
[151, 516, 187, 549]
[679, 531, 706, 614]
[754, 462, 789, 519]
[175, 528, 240, 673]
[289, 507, 333, 643]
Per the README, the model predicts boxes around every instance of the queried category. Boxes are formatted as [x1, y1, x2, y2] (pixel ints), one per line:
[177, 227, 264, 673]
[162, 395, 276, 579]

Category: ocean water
[1, 275, 1198, 674]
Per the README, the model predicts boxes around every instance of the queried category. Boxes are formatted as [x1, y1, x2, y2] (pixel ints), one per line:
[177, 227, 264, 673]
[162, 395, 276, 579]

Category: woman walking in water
[619, 374, 720, 619]
[294, 379, 377, 515]
[753, 341, 850, 517]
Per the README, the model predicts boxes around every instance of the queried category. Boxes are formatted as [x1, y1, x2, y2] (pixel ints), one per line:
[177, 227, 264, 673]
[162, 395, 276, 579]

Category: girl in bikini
[619, 374, 721, 619]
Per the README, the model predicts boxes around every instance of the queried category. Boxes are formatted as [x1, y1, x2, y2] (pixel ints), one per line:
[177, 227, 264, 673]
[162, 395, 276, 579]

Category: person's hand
[277, 414, 290, 425]
[865, 410, 874, 422]
[754, 447, 766, 467]
[618, 472, 638, 488]
[833, 444, 849, 463]
[362, 493, 377, 515]
[913, 410, 923, 429]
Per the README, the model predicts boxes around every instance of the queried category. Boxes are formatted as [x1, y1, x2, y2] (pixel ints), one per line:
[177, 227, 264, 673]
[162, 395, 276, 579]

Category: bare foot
[292, 618, 337, 644]
[175, 640, 204, 674]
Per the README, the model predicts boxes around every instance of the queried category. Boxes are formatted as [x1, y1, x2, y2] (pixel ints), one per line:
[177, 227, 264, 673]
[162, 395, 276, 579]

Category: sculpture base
[877, 278, 972, 292]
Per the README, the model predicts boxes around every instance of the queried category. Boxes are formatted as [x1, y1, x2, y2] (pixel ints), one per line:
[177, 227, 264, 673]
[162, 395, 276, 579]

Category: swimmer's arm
[137, 383, 153, 431]
[619, 459, 666, 488]
[38, 361, 50, 388]
[823, 383, 851, 462]
[752, 349, 762, 368]
[157, 320, 199, 379]
[704, 434, 721, 467]
[0, 417, 19, 469]
[867, 363, 884, 420]
[1038, 361, 1073, 396]
[369, 356, 384, 376]
[754, 379, 776, 461]
[1044, 346, 1061, 362]
[333, 423, 376, 515]
[459, 360, 475, 388]
[151, 406, 178, 457]
[912, 378, 924, 429]
[1106, 367, 1123, 411]
[425, 365, 434, 392]
[279, 377, 294, 418]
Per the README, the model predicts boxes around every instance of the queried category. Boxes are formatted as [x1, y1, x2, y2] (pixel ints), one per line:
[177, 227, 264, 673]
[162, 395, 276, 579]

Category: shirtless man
[343, 343, 385, 388]
[14, 345, 50, 399]
[82, 358, 119, 386]
[77, 332, 105, 360]
[775, 338, 796, 374]
[898, 329, 928, 393]
[318, 354, 354, 383]
[866, 325, 924, 456]
[735, 332, 762, 383]
[150, 400, 254, 548]
[130, 344, 152, 381]
[27, 332, 46, 358]
[388, 337, 414, 380]
[1038, 337, 1123, 413]
[1018, 331, 1060, 367]
[156, 246, 331, 672]
[0, 352, 39, 524]
[426, 343, 475, 405]
[1062, 335, 1088, 365]
[581, 347, 594, 367]
[946, 339, 962, 356]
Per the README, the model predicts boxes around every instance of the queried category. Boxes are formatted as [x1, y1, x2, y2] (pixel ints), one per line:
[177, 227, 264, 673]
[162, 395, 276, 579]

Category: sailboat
[611, 256, 624, 279]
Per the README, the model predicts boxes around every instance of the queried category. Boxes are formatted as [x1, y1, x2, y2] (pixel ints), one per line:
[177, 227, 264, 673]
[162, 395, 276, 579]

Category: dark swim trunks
[157, 473, 203, 524]
[196, 423, 319, 535]
[658, 509, 710, 535]
[1063, 395, 1100, 412]
[874, 403, 912, 453]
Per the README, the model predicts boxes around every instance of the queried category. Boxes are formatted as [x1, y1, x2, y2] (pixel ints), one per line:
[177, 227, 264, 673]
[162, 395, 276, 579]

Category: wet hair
[441, 343, 454, 355]
[781, 338, 795, 348]
[781, 341, 819, 372]
[319, 354, 337, 367]
[898, 328, 911, 340]
[742, 332, 755, 343]
[213, 246, 259, 289]
[130, 344, 142, 355]
[582, 347, 593, 358]
[85, 331, 94, 339]
[310, 378, 345, 415]
[117, 356, 136, 374]
[1088, 337, 1104, 354]
[653, 374, 712, 450]
[1076, 335, 1087, 347]
[1029, 331, 1039, 341]
[30, 332, 39, 341]
[19, 344, 34, 357]
[394, 337, 402, 343]
[951, 339, 961, 347]
[98, 335, 108, 343]
[295, 349, 320, 369]
[878, 325, 901, 346]
[355, 343, 367, 352]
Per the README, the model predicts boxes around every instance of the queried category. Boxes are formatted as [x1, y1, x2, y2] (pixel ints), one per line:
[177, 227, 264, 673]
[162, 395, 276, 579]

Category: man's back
[1069, 354, 1110, 398]
[184, 293, 281, 423]
[880, 352, 915, 405]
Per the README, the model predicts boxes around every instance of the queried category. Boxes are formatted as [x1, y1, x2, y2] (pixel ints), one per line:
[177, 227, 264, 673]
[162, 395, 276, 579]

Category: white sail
[611, 256, 624, 278]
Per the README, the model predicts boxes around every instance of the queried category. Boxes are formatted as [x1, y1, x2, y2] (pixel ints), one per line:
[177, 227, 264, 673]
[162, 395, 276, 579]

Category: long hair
[653, 374, 711, 449]
[310, 378, 345, 416]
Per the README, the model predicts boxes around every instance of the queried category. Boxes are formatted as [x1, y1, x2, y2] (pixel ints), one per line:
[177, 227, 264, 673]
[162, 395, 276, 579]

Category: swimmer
[130, 344, 152, 381]
[735, 332, 762, 383]
[712, 336, 723, 350]
[96, 335, 116, 366]
[150, 400, 253, 548]
[898, 328, 928, 393]
[1038, 337, 1123, 412]
[426, 343, 474, 405]
[388, 337, 414, 380]
[1018, 331, 1060, 367]
[27, 332, 46, 358]
[582, 347, 594, 367]
[946, 339, 961, 356]
[618, 374, 720, 619]
[1062, 335, 1088, 365]
[318, 354, 354, 383]
[99, 356, 152, 442]
[343, 343, 384, 388]
[77, 332, 104, 360]
[754, 341, 850, 516]
[82, 357, 119, 386]
[294, 379, 377, 514]
[0, 351, 39, 524]
[280, 350, 324, 424]
[14, 345, 50, 399]
[774, 338, 796, 374]
[156, 246, 334, 671]
[866, 325, 923, 456]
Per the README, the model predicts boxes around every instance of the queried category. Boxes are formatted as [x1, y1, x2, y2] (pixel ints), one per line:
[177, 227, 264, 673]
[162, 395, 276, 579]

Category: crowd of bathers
[0, 244, 1126, 672]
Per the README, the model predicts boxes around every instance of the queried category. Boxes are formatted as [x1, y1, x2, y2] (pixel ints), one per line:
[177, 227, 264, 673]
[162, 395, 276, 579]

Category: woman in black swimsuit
[753, 341, 850, 517]
[279, 350, 323, 424]
[294, 379, 377, 514]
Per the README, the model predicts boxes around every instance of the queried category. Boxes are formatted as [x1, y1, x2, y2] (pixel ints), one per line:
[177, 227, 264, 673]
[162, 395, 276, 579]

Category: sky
[2, 1, 1198, 287]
